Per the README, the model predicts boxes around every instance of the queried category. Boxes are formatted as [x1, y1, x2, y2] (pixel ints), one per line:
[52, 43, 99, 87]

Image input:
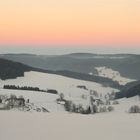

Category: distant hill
[0, 53, 140, 79]
[0, 58, 32, 80]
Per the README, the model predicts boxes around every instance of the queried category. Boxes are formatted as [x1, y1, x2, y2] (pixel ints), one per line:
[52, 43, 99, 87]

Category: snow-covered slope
[95, 67, 135, 85]
[0, 71, 118, 111]
[0, 89, 63, 112]
[114, 95, 140, 113]
[0, 71, 118, 95]
[0, 71, 139, 113]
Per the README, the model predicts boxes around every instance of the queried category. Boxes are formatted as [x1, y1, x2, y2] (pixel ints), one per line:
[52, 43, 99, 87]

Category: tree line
[115, 83, 140, 99]
[3, 85, 58, 94]
[3, 85, 45, 92]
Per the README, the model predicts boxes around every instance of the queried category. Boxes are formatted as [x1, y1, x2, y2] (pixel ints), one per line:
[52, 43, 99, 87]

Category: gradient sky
[0, 0, 140, 51]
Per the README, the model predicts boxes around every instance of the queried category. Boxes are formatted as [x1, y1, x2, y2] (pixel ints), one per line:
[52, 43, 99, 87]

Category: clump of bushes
[0, 94, 26, 110]
[99, 106, 107, 113]
[108, 106, 114, 112]
[64, 101, 92, 114]
[47, 89, 58, 94]
[56, 93, 115, 115]
[129, 105, 140, 113]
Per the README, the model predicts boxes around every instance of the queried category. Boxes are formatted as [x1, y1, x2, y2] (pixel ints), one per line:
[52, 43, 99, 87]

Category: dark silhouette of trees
[3, 85, 59, 95]
[0, 58, 31, 80]
[47, 89, 58, 94]
[115, 83, 140, 99]
[4, 85, 43, 92]
[129, 105, 140, 113]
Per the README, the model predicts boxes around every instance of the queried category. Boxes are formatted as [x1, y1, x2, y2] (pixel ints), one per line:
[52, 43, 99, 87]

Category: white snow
[0, 111, 140, 140]
[95, 66, 135, 85]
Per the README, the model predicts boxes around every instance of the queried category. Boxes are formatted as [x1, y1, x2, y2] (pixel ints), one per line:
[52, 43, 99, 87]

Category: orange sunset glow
[0, 0, 140, 46]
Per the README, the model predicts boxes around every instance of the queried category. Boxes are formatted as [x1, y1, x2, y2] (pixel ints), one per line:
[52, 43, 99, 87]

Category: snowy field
[0, 111, 140, 140]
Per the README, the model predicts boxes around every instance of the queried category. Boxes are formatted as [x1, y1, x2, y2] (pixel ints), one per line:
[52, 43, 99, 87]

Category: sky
[0, 0, 140, 54]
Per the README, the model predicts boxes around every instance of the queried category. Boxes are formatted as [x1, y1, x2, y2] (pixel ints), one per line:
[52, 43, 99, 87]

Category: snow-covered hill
[0, 71, 119, 111]
[0, 71, 140, 114]
[95, 67, 135, 85]
[0, 71, 118, 95]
